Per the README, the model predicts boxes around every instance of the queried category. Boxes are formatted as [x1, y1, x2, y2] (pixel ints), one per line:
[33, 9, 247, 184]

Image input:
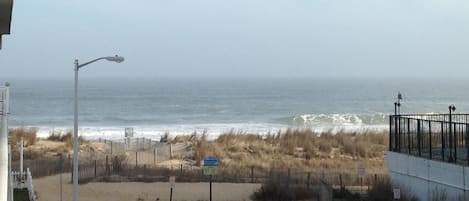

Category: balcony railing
[11, 168, 36, 201]
[390, 114, 469, 165]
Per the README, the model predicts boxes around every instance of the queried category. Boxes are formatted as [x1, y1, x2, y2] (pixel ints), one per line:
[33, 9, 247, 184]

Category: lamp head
[105, 55, 125, 63]
[449, 104, 456, 112]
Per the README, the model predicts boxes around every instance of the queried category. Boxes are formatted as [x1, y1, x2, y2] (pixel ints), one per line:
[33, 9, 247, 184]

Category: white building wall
[386, 151, 469, 201]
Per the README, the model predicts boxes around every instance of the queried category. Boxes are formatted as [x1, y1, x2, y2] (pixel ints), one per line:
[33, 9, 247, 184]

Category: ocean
[3, 77, 469, 140]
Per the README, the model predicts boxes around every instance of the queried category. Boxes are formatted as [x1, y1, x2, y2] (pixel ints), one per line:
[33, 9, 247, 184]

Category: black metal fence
[390, 114, 469, 165]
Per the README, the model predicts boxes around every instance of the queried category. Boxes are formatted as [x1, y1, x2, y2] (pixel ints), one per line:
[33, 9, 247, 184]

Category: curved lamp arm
[75, 55, 124, 70]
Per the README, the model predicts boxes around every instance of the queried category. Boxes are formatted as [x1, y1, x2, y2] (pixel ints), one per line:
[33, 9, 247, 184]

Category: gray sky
[1, 0, 469, 78]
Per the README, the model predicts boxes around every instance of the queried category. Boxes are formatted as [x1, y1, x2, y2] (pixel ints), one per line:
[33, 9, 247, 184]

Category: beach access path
[33, 173, 261, 201]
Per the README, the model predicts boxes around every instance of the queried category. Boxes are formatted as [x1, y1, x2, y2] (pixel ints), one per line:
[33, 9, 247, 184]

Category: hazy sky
[1, 0, 469, 78]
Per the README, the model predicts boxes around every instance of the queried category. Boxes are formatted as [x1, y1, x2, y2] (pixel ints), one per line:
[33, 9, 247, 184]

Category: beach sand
[34, 173, 261, 201]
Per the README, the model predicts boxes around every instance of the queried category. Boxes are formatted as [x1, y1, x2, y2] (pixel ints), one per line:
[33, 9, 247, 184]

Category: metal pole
[20, 137, 23, 173]
[0, 83, 10, 201]
[73, 60, 79, 201]
[8, 144, 12, 201]
[209, 175, 212, 201]
[170, 188, 173, 201]
[449, 107, 453, 162]
[60, 154, 63, 201]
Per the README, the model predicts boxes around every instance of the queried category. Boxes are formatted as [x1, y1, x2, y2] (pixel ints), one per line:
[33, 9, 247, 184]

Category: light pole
[73, 55, 124, 201]
[394, 92, 402, 116]
[448, 104, 456, 162]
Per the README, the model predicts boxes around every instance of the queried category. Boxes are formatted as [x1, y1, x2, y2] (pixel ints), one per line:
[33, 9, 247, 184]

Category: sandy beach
[34, 173, 261, 201]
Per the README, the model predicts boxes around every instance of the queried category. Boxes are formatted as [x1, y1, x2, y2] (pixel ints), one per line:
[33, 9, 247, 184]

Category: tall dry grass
[189, 129, 388, 173]
[8, 127, 38, 147]
[47, 130, 87, 148]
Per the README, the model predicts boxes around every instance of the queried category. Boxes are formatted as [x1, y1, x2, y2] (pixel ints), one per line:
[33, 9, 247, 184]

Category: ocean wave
[278, 113, 389, 127]
[26, 122, 389, 141]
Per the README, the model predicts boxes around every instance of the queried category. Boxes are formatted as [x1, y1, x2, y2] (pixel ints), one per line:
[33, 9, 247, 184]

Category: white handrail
[26, 168, 36, 201]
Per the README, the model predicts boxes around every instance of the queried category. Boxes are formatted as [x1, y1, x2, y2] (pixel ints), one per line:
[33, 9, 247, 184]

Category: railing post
[389, 116, 393, 151]
[407, 118, 411, 154]
[429, 121, 432, 159]
[397, 115, 402, 153]
[395, 116, 399, 152]
[442, 122, 445, 161]
[449, 117, 454, 162]
[417, 119, 421, 157]
[454, 123, 457, 162]
[466, 125, 469, 166]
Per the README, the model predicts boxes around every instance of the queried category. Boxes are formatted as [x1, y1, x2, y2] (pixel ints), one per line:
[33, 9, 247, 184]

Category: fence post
[250, 167, 254, 183]
[154, 148, 157, 164]
[136, 138, 139, 150]
[170, 143, 173, 159]
[287, 168, 291, 188]
[106, 155, 109, 176]
[69, 154, 73, 182]
[180, 164, 183, 177]
[135, 151, 138, 167]
[307, 172, 311, 189]
[339, 173, 343, 188]
[94, 160, 97, 178]
[111, 141, 113, 156]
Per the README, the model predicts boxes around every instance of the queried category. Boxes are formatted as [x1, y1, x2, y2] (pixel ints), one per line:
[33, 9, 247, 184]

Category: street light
[394, 92, 402, 116]
[448, 104, 456, 162]
[73, 55, 124, 201]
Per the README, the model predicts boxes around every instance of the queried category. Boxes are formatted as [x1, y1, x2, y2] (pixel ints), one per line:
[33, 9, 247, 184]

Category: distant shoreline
[10, 125, 390, 141]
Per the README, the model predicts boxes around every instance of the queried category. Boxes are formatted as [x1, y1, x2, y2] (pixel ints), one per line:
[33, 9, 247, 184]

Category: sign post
[358, 163, 365, 194]
[203, 157, 219, 201]
[125, 127, 134, 149]
[169, 176, 175, 201]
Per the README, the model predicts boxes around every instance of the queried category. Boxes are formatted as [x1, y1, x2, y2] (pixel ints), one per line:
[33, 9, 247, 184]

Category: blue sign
[203, 157, 219, 166]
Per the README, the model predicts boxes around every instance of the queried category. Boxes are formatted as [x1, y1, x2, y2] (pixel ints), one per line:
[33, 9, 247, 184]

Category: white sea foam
[290, 113, 388, 127]
[28, 122, 389, 141]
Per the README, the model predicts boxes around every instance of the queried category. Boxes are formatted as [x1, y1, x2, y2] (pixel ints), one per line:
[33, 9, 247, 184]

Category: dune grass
[8, 127, 38, 147]
[190, 129, 388, 173]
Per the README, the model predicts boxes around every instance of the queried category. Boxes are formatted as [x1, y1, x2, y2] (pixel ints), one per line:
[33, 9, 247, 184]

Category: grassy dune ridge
[9, 127, 389, 174]
[187, 129, 388, 173]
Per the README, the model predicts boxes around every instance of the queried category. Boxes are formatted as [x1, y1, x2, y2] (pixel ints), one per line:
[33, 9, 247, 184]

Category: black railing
[390, 114, 469, 165]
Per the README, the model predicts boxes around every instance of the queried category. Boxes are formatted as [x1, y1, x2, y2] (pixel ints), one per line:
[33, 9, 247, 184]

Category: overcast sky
[1, 0, 469, 79]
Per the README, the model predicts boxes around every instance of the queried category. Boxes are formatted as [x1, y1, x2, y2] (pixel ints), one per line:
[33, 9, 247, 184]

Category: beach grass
[190, 129, 388, 173]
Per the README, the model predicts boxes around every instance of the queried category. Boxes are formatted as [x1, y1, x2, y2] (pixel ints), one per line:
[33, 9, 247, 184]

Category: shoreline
[11, 125, 390, 141]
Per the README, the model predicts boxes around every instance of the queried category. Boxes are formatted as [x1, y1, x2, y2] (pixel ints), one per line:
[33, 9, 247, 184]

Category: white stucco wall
[386, 151, 469, 201]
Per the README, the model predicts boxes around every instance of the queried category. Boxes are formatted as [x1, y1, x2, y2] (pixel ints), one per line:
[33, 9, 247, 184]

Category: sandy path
[34, 174, 260, 201]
